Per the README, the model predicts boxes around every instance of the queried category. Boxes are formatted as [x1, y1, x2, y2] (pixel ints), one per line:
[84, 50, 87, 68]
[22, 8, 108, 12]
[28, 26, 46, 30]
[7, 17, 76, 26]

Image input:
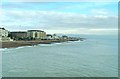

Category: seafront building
[10, 31, 27, 40]
[27, 30, 47, 40]
[0, 28, 8, 37]
[62, 35, 68, 39]
[46, 34, 60, 40]
[0, 27, 13, 41]
[0, 27, 72, 41]
[52, 34, 60, 40]
[46, 34, 53, 40]
[9, 30, 47, 40]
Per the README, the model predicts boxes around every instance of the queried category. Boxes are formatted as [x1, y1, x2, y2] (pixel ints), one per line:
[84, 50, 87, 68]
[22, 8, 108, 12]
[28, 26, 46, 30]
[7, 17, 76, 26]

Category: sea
[1, 35, 118, 77]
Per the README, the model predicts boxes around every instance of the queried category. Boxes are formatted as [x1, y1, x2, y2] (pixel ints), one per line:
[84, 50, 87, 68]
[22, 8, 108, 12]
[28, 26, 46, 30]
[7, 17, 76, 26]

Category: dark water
[1, 35, 118, 77]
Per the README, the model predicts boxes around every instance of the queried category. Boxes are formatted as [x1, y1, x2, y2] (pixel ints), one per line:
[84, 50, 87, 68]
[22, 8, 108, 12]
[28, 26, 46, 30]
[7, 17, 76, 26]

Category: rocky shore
[0, 39, 81, 48]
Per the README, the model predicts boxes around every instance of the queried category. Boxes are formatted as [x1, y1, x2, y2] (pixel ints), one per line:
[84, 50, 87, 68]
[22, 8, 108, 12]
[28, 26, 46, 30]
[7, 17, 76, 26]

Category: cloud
[1, 2, 118, 35]
[45, 28, 118, 35]
[89, 28, 118, 35]
[91, 9, 108, 15]
[1, 10, 118, 35]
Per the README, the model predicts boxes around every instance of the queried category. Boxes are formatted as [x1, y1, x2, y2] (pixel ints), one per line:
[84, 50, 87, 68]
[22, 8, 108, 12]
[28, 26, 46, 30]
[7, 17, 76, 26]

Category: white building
[52, 34, 60, 40]
[46, 34, 53, 40]
[0, 27, 13, 41]
[0, 28, 8, 37]
[27, 30, 47, 39]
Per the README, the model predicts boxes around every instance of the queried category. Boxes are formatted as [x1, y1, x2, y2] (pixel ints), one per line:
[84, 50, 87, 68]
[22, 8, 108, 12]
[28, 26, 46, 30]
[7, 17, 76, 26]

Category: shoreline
[0, 39, 82, 48]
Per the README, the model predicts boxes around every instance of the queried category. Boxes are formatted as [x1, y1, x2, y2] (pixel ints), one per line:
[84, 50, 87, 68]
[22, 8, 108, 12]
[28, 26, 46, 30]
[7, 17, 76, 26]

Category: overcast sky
[0, 2, 118, 35]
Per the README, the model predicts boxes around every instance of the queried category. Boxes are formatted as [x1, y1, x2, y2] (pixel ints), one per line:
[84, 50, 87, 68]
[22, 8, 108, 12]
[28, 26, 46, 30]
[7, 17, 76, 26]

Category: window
[35, 32, 37, 38]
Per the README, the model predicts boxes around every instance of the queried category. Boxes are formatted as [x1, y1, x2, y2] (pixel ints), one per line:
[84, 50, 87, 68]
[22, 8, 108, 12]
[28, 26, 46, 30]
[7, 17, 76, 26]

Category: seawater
[2, 35, 118, 77]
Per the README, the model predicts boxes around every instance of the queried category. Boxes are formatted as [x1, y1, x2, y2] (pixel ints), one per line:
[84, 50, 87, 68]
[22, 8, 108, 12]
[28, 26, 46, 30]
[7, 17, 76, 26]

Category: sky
[0, 2, 118, 35]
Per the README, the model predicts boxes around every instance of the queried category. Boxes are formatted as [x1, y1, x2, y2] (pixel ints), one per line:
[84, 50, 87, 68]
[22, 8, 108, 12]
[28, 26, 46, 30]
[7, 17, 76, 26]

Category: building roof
[62, 35, 68, 37]
[0, 27, 6, 30]
[11, 31, 27, 33]
[47, 34, 52, 36]
[27, 30, 45, 32]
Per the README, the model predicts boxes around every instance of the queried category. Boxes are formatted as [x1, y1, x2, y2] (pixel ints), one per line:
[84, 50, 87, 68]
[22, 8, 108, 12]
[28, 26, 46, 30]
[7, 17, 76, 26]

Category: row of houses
[0, 27, 68, 41]
[10, 30, 47, 40]
[10, 30, 68, 40]
[1, 27, 82, 42]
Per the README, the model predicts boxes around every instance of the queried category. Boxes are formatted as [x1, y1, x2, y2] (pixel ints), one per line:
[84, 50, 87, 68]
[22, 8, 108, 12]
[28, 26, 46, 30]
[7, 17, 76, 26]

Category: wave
[39, 42, 63, 46]
[15, 45, 33, 49]
[38, 41, 82, 47]
[15, 46, 25, 49]
[0, 46, 25, 51]
[0, 48, 8, 51]
[3, 46, 33, 50]
[39, 44, 54, 46]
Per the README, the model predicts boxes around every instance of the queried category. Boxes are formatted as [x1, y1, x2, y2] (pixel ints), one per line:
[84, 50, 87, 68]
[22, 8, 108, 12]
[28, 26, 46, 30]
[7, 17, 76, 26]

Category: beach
[0, 39, 81, 48]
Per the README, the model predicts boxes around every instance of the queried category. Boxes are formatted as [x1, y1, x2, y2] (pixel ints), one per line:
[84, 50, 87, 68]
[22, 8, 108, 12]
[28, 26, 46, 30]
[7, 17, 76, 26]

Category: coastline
[0, 39, 81, 48]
